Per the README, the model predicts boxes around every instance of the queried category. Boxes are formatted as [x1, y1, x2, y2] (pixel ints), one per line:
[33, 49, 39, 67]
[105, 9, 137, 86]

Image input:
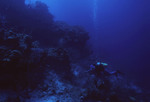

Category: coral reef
[0, 0, 91, 60]
[52, 21, 91, 60]
[0, 26, 149, 102]
[0, 0, 149, 102]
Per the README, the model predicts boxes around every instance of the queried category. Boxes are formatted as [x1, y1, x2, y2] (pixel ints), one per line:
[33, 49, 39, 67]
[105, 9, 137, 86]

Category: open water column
[92, 0, 100, 51]
[93, 0, 98, 30]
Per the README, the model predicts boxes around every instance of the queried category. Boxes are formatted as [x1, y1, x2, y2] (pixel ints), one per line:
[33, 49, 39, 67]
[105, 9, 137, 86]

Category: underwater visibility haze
[0, 0, 150, 101]
[26, 0, 150, 88]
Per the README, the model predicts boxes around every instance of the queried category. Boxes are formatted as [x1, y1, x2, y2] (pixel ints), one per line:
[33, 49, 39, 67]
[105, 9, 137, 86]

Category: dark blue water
[26, 0, 150, 89]
[0, 0, 150, 101]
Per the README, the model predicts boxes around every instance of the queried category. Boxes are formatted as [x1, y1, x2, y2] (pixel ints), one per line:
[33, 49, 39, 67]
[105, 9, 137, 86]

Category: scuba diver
[87, 62, 122, 77]
[87, 61, 123, 89]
